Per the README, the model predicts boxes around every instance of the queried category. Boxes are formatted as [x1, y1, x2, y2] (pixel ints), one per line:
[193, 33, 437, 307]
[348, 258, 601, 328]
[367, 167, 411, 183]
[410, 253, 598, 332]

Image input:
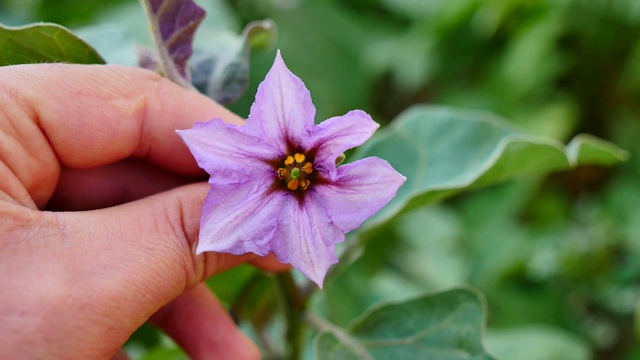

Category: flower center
[277, 153, 313, 191]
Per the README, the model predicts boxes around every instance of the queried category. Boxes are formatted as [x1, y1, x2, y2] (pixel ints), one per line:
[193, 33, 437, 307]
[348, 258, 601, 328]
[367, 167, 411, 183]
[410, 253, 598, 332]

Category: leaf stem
[305, 312, 372, 360]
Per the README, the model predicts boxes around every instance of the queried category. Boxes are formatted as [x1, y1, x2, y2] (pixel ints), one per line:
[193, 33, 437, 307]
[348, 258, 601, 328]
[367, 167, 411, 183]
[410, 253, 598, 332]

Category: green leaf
[0, 23, 104, 66]
[314, 288, 495, 360]
[566, 133, 630, 167]
[190, 20, 277, 105]
[355, 106, 628, 230]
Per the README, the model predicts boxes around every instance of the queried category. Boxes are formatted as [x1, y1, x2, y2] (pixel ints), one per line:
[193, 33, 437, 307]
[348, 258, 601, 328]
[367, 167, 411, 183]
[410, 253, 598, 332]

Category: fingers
[150, 284, 260, 360]
[0, 64, 288, 358]
[3, 182, 285, 358]
[0, 64, 242, 207]
[47, 159, 205, 211]
[52, 183, 286, 315]
[40, 183, 258, 356]
[55, 183, 248, 300]
[6, 64, 243, 171]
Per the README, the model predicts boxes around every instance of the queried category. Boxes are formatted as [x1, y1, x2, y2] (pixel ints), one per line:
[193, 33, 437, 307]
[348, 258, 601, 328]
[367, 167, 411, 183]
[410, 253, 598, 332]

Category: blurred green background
[3, 0, 640, 359]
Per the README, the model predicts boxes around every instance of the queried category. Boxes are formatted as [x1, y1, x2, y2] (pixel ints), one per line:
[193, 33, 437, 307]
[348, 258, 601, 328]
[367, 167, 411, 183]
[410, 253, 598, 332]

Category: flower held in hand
[177, 51, 405, 287]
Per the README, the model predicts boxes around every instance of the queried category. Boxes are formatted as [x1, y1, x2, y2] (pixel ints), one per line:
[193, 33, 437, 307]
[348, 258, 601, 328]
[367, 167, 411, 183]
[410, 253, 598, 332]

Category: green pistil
[291, 168, 301, 180]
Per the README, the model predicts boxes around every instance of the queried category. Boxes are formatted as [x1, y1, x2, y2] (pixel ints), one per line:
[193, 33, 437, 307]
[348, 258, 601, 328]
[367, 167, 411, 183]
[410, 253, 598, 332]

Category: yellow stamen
[277, 168, 287, 179]
[287, 179, 299, 191]
[302, 162, 313, 174]
[300, 179, 310, 190]
[294, 153, 305, 163]
[284, 156, 294, 166]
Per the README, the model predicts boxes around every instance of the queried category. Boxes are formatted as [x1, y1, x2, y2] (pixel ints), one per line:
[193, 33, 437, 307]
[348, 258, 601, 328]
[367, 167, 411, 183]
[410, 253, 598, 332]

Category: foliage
[0, 23, 104, 65]
[2, 0, 639, 359]
[314, 288, 495, 360]
[354, 106, 627, 230]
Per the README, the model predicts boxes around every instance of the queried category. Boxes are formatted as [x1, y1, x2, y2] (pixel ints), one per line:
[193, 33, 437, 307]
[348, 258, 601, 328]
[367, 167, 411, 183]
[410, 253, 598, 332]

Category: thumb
[11, 182, 287, 359]
[47, 183, 258, 352]
[56, 182, 255, 308]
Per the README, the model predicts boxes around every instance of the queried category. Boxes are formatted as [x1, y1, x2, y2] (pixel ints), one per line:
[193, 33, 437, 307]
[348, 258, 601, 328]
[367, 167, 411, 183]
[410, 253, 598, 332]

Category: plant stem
[229, 272, 277, 353]
[275, 271, 308, 360]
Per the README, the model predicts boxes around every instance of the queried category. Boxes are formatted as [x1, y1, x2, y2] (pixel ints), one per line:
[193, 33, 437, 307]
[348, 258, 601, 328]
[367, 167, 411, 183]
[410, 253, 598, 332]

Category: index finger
[0, 64, 241, 206]
[2, 63, 242, 172]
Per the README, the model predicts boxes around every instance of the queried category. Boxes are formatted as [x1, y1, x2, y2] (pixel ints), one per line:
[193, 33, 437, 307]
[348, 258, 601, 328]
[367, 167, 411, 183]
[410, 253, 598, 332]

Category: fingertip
[151, 284, 261, 359]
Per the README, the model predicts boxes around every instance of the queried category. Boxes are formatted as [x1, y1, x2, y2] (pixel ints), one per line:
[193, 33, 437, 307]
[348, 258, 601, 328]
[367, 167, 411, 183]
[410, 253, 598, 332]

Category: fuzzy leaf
[139, 0, 205, 87]
[314, 288, 495, 360]
[190, 20, 277, 104]
[0, 23, 104, 66]
[355, 106, 628, 230]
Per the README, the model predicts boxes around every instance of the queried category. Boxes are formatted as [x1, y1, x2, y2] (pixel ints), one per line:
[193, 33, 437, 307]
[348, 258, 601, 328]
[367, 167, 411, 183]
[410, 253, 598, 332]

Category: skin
[0, 64, 287, 359]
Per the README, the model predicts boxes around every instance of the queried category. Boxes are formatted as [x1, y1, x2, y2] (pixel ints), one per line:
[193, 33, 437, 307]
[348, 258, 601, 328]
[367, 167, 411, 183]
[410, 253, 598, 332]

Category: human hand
[0, 64, 285, 359]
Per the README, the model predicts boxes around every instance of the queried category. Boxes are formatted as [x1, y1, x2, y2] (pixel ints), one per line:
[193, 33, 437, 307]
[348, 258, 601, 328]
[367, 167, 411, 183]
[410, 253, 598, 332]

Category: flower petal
[177, 119, 275, 179]
[272, 194, 343, 287]
[308, 110, 379, 173]
[244, 50, 316, 153]
[315, 157, 406, 233]
[197, 179, 287, 256]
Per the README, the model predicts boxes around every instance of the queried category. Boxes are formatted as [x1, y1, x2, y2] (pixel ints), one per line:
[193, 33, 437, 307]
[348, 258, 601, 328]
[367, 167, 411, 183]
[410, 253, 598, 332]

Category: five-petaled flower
[177, 51, 405, 287]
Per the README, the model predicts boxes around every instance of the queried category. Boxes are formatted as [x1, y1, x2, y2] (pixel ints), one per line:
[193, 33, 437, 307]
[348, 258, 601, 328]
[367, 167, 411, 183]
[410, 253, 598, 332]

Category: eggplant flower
[177, 51, 405, 287]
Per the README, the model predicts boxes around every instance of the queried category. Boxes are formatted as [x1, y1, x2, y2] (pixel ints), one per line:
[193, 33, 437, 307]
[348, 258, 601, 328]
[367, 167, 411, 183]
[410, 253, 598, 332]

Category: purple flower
[177, 51, 405, 287]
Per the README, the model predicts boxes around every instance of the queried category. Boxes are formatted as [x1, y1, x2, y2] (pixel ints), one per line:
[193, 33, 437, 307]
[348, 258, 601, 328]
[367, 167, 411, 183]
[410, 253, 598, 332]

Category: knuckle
[155, 187, 207, 288]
